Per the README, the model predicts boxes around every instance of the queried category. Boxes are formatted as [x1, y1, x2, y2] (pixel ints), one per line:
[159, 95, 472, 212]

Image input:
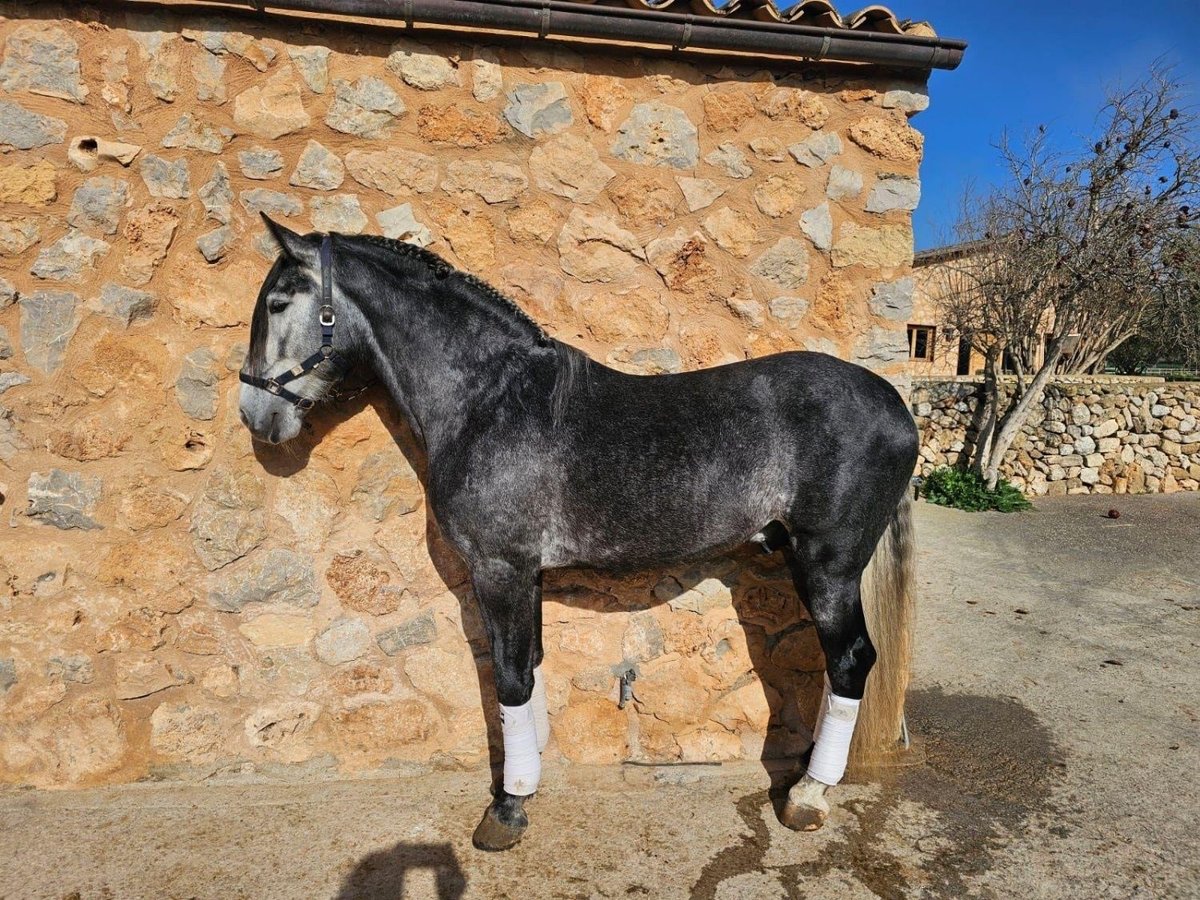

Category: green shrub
[920, 467, 1032, 513]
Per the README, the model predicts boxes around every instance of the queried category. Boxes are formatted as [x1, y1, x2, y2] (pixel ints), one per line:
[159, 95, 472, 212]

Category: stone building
[0, 2, 962, 786]
[910, 240, 1060, 378]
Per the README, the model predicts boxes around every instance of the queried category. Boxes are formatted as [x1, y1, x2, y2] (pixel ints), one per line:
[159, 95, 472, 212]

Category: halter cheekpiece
[240, 234, 342, 411]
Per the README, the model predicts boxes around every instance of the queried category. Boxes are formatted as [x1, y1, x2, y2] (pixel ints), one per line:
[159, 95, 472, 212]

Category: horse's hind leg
[468, 557, 543, 852]
[779, 530, 876, 831]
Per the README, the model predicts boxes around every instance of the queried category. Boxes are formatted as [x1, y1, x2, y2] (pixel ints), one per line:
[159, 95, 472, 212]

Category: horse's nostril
[239, 408, 251, 428]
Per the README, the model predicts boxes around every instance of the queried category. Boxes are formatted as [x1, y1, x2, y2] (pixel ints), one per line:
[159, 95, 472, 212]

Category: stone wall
[913, 378, 1200, 495]
[0, 4, 927, 787]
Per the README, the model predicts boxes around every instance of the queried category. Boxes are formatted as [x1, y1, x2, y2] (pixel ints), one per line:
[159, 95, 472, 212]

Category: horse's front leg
[468, 557, 547, 851]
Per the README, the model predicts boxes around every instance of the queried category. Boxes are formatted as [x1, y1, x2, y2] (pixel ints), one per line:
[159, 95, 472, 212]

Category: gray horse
[239, 219, 918, 851]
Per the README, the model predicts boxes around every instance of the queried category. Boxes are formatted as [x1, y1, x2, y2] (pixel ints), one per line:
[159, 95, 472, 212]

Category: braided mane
[349, 233, 545, 338]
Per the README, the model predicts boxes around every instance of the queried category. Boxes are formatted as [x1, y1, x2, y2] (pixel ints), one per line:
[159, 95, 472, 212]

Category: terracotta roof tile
[574, 0, 936, 38]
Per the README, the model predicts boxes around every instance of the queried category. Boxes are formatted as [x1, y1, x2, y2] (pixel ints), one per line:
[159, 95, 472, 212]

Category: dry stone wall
[913, 378, 1200, 495]
[0, 5, 925, 786]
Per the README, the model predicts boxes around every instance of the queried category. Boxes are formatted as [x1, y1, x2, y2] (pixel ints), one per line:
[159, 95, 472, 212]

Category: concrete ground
[2, 494, 1198, 900]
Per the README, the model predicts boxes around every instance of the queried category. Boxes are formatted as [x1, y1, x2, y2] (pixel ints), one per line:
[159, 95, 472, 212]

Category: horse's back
[542, 350, 916, 568]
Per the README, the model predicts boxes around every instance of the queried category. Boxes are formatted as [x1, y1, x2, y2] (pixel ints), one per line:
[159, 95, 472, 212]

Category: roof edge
[141, 0, 967, 70]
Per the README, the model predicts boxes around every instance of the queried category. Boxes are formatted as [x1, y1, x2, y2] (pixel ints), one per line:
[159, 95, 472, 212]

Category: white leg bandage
[531, 666, 550, 753]
[806, 682, 861, 786]
[500, 701, 542, 796]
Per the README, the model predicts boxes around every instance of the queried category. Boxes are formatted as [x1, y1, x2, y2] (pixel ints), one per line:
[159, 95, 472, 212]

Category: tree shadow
[333, 841, 466, 900]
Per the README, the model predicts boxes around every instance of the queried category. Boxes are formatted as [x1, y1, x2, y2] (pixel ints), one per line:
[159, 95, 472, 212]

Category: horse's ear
[261, 213, 308, 260]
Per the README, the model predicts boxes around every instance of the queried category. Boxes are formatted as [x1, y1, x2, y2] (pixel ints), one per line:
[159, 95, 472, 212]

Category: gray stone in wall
[472, 49, 502, 102]
[221, 347, 247, 377]
[377, 613, 437, 656]
[0, 24, 87, 103]
[704, 142, 752, 179]
[47, 654, 94, 683]
[183, 28, 276, 71]
[0, 219, 40, 257]
[200, 162, 234, 224]
[190, 468, 266, 571]
[27, 469, 102, 530]
[290, 140, 344, 191]
[325, 77, 406, 138]
[826, 164, 863, 201]
[93, 283, 156, 326]
[132, 29, 181, 103]
[630, 348, 682, 374]
[315, 618, 371, 666]
[196, 226, 236, 263]
[0, 277, 14, 308]
[0, 372, 30, 396]
[239, 147, 284, 180]
[882, 87, 930, 114]
[208, 548, 318, 612]
[767, 296, 809, 328]
[139, 154, 191, 199]
[869, 277, 915, 321]
[253, 231, 280, 261]
[310, 195, 367, 234]
[31, 231, 110, 283]
[288, 46, 330, 93]
[866, 174, 921, 213]
[192, 48, 226, 104]
[853, 326, 908, 366]
[352, 451, 421, 522]
[750, 238, 810, 291]
[789, 131, 842, 168]
[376, 204, 433, 247]
[161, 113, 233, 154]
[799, 202, 833, 251]
[0, 325, 10, 360]
[176, 348, 219, 420]
[611, 102, 698, 169]
[67, 177, 129, 235]
[676, 176, 724, 212]
[0, 658, 15, 692]
[240, 188, 302, 219]
[386, 38, 459, 90]
[0, 99, 66, 150]
[0, 407, 27, 462]
[504, 82, 573, 137]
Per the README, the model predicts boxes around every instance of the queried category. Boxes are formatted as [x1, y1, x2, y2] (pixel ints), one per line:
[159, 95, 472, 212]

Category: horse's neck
[350, 273, 537, 454]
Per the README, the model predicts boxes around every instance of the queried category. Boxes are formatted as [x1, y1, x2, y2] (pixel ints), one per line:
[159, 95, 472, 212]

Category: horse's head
[239, 216, 347, 444]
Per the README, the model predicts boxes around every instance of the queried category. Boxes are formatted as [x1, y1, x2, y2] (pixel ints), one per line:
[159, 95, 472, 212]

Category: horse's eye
[268, 301, 290, 315]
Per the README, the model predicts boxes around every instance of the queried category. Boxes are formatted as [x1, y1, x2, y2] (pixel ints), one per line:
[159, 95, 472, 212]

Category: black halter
[240, 234, 344, 411]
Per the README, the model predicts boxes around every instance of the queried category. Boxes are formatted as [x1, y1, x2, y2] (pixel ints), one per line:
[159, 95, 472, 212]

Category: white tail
[851, 493, 916, 764]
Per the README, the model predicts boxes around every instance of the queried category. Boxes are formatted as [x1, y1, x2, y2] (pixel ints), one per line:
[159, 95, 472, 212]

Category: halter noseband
[240, 234, 344, 411]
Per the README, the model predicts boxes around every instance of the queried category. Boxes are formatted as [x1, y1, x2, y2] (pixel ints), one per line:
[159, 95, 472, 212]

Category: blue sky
[912, 1, 1200, 250]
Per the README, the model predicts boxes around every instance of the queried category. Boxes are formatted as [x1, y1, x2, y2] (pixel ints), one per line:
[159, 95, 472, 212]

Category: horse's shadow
[252, 386, 821, 823]
[332, 840, 466, 900]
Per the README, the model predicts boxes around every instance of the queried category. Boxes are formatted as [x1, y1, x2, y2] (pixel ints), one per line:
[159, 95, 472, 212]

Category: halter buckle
[296, 397, 315, 411]
[266, 379, 282, 395]
[319, 306, 335, 326]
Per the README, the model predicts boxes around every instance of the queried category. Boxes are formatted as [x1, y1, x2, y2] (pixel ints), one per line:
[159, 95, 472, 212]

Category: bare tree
[933, 62, 1200, 490]
[1110, 233, 1200, 374]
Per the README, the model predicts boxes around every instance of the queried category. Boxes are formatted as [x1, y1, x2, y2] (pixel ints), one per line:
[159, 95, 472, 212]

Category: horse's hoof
[472, 803, 528, 852]
[780, 776, 830, 832]
[780, 798, 828, 831]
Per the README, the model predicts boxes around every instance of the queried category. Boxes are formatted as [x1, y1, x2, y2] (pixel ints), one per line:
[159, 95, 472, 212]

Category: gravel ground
[1, 494, 1197, 899]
